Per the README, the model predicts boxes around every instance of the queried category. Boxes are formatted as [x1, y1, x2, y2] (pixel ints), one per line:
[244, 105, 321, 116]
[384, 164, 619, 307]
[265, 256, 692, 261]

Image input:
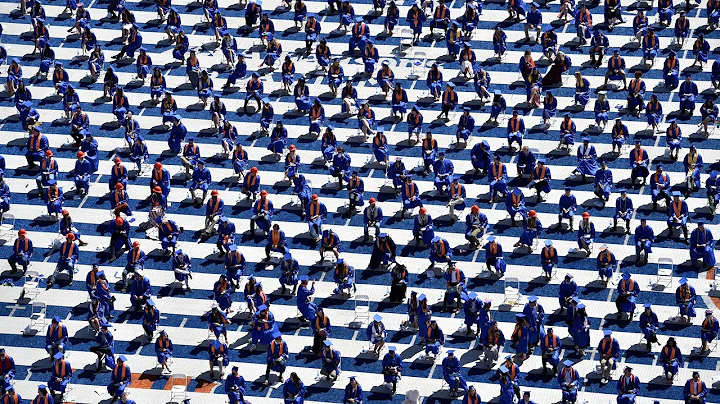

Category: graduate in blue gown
[596, 244, 616, 282]
[558, 359, 580, 403]
[659, 337, 683, 382]
[616, 367, 640, 404]
[442, 350, 467, 397]
[690, 222, 716, 269]
[639, 303, 659, 351]
[540, 328, 561, 374]
[225, 366, 247, 404]
[343, 376, 363, 404]
[613, 188, 633, 234]
[382, 346, 402, 395]
[615, 272, 639, 318]
[676, 277, 697, 323]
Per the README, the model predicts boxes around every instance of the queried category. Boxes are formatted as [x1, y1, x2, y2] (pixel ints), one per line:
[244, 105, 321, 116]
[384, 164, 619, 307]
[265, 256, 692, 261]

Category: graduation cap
[373, 314, 383, 322]
[272, 331, 282, 338]
[563, 359, 574, 367]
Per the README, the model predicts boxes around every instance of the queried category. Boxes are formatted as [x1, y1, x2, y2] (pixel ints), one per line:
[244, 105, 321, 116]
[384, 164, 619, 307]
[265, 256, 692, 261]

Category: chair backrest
[355, 294, 370, 308]
[169, 374, 188, 389]
[31, 301, 46, 315]
[1, 213, 15, 227]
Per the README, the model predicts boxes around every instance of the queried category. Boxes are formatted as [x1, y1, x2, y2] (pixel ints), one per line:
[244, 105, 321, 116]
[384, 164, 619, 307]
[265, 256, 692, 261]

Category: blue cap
[528, 295, 538, 302]
[324, 339, 333, 347]
[563, 359, 574, 367]
[711, 171, 718, 178]
[379, 233, 387, 238]
[655, 163, 663, 169]
[283, 253, 292, 261]
[644, 303, 652, 308]
[672, 191, 681, 197]
[577, 303, 585, 309]
[388, 346, 397, 351]
[621, 272, 631, 280]
[52, 316, 61, 323]
[47, 179, 57, 185]
[604, 329, 612, 336]
[118, 355, 127, 362]
[617, 188, 627, 193]
[212, 339, 222, 348]
[257, 304, 268, 311]
[698, 221, 706, 226]
[39, 385, 47, 389]
[299, 275, 309, 281]
[463, 106, 471, 111]
[176, 249, 183, 255]
[272, 331, 282, 338]
[431, 236, 441, 243]
[447, 349, 455, 355]
[418, 294, 427, 301]
[355, 16, 364, 23]
[679, 277, 688, 285]
[373, 314, 383, 322]
[468, 291, 477, 299]
[487, 235, 496, 242]
[53, 352, 64, 360]
[544, 240, 552, 247]
[447, 82, 456, 88]
[146, 298, 155, 306]
[54, 62, 63, 67]
[516, 313, 526, 319]
[228, 244, 238, 252]
[219, 216, 228, 222]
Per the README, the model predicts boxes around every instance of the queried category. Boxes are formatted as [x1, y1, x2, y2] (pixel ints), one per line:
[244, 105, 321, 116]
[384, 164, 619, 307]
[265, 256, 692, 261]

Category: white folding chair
[24, 301, 46, 335]
[655, 258, 673, 288]
[503, 277, 521, 307]
[168, 373, 189, 403]
[352, 294, 370, 324]
[0, 214, 15, 239]
[409, 50, 427, 80]
[21, 271, 43, 301]
[399, 28, 414, 52]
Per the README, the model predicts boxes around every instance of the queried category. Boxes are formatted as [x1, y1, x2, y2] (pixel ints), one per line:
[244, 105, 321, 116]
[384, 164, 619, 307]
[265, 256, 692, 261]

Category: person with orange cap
[73, 150, 92, 196]
[251, 190, 274, 235]
[108, 215, 132, 260]
[363, 197, 383, 241]
[306, 193, 327, 242]
[413, 207, 435, 246]
[577, 212, 595, 256]
[111, 183, 133, 217]
[465, 205, 488, 249]
[108, 157, 128, 192]
[48, 233, 79, 288]
[150, 161, 170, 198]
[515, 210, 542, 252]
[242, 167, 261, 201]
[35, 149, 58, 195]
[60, 209, 87, 246]
[201, 190, 225, 238]
[9, 229, 33, 273]
[43, 180, 65, 219]
[284, 144, 301, 180]
[140, 186, 168, 231]
[25, 126, 49, 169]
[122, 241, 145, 291]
